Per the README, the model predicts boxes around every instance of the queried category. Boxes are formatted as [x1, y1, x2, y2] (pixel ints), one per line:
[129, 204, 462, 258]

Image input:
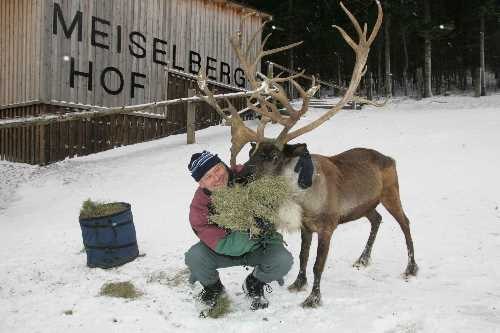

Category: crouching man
[185, 150, 293, 311]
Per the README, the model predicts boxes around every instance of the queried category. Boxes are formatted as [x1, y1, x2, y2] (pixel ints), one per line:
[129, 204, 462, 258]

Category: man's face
[198, 163, 229, 191]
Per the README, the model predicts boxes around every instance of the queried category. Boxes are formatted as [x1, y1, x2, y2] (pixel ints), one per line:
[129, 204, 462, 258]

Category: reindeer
[197, 1, 417, 308]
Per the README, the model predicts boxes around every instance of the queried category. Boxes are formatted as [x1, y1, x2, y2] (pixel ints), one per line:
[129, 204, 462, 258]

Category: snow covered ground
[1, 94, 499, 333]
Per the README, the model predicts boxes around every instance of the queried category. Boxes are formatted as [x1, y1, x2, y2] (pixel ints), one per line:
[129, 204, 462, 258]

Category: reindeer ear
[283, 143, 308, 157]
[249, 142, 257, 157]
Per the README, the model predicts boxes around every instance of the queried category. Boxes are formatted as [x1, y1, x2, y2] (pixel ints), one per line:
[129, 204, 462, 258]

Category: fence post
[38, 125, 46, 165]
[268, 61, 274, 79]
[187, 88, 196, 144]
[163, 63, 170, 117]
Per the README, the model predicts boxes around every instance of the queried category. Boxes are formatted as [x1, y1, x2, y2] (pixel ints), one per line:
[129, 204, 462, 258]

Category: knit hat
[188, 150, 222, 182]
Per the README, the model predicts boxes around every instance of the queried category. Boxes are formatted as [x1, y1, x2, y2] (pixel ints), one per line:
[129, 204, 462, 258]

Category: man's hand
[254, 216, 274, 233]
[234, 165, 255, 185]
[294, 149, 314, 189]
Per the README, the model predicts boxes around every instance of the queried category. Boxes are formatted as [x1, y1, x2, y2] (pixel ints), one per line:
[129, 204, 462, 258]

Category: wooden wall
[0, 0, 264, 164]
[1, 0, 265, 107]
[0, 0, 44, 105]
[0, 75, 247, 165]
[0, 104, 47, 164]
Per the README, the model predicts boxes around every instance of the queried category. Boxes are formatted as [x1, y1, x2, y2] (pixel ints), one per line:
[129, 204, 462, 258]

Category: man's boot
[242, 274, 271, 310]
[197, 279, 225, 308]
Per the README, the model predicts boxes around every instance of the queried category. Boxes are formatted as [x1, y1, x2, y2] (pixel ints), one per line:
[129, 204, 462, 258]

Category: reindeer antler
[197, 15, 305, 166]
[197, 1, 383, 166]
[282, 1, 383, 143]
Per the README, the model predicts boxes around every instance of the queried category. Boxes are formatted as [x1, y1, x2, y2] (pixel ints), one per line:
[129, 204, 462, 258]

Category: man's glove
[254, 216, 274, 234]
[234, 165, 254, 185]
[294, 149, 314, 189]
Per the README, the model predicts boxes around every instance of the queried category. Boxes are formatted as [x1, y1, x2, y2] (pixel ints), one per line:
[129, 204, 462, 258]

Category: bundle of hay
[79, 199, 126, 219]
[209, 176, 290, 237]
[99, 281, 142, 299]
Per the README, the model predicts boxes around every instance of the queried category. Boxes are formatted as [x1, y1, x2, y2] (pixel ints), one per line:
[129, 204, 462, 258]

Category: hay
[201, 294, 232, 319]
[80, 199, 126, 219]
[210, 176, 290, 236]
[147, 268, 190, 287]
[99, 281, 142, 299]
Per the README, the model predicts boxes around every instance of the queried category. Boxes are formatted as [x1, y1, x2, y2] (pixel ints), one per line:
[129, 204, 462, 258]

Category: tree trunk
[474, 67, 481, 97]
[336, 54, 341, 88]
[401, 26, 409, 96]
[377, 39, 383, 97]
[416, 67, 424, 99]
[288, 0, 295, 99]
[384, 12, 392, 97]
[367, 72, 374, 100]
[480, 11, 486, 96]
[423, 0, 433, 98]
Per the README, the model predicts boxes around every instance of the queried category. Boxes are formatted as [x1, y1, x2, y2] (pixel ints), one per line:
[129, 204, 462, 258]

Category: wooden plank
[107, 116, 112, 149]
[6, 126, 11, 162]
[88, 118, 95, 154]
[66, 118, 72, 158]
[48, 121, 55, 162]
[35, 0, 42, 101]
[186, 88, 196, 144]
[12, 111, 17, 162]
[21, 118, 25, 162]
[14, 0, 19, 104]
[19, 0, 25, 103]
[41, 0, 51, 102]
[9, 0, 15, 103]
[84, 117, 91, 156]
[30, 0, 36, 102]
[69, 0, 76, 104]
[26, 0, 32, 102]
[0, 0, 4, 104]
[5, 125, 9, 161]
[39, 124, 46, 165]
[0, 126, 4, 161]
[35, 123, 41, 164]
[5, 124, 9, 161]
[14, 125, 19, 162]
[28, 123, 33, 164]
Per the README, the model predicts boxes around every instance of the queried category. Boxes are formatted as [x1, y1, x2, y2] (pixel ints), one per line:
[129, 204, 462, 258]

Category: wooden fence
[0, 74, 247, 165]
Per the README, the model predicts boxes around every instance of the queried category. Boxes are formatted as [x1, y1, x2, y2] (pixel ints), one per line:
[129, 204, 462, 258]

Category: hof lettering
[53, 2, 246, 99]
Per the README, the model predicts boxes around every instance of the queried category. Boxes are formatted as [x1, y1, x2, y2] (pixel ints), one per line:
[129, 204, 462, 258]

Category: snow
[1, 94, 500, 332]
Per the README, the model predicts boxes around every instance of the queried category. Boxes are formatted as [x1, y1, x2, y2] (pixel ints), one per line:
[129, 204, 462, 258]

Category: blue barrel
[79, 203, 139, 269]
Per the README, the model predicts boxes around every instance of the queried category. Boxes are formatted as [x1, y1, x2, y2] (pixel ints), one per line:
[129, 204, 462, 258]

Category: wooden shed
[0, 0, 270, 164]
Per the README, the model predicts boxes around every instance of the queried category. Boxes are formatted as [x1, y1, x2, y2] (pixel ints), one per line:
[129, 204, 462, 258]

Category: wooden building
[0, 0, 269, 164]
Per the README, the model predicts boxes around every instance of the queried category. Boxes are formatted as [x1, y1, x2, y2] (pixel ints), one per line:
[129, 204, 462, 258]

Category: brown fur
[245, 144, 418, 308]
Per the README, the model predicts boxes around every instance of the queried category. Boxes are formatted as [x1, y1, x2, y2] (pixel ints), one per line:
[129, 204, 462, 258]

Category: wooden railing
[0, 73, 252, 165]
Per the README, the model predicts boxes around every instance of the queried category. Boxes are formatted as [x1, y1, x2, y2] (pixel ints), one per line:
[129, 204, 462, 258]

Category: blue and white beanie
[188, 150, 222, 182]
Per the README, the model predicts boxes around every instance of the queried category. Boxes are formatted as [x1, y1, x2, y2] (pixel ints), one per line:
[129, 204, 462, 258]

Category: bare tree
[384, 9, 392, 97]
[423, 0, 433, 97]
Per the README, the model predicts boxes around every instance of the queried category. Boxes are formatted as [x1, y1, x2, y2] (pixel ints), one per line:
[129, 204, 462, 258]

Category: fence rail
[0, 73, 250, 165]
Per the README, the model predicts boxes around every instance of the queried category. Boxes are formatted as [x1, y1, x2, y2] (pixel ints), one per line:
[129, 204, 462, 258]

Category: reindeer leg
[288, 228, 312, 292]
[302, 224, 336, 308]
[381, 188, 418, 278]
[354, 209, 382, 268]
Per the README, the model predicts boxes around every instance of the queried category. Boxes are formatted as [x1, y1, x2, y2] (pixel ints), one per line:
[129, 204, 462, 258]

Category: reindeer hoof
[301, 293, 321, 308]
[403, 262, 419, 279]
[288, 280, 307, 292]
[353, 256, 371, 268]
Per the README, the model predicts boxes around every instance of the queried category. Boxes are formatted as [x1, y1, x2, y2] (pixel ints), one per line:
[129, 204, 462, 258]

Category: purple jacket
[189, 165, 244, 250]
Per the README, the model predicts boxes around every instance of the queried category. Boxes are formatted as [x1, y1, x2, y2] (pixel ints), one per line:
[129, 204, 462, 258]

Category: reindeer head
[197, 1, 383, 168]
[245, 142, 309, 178]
